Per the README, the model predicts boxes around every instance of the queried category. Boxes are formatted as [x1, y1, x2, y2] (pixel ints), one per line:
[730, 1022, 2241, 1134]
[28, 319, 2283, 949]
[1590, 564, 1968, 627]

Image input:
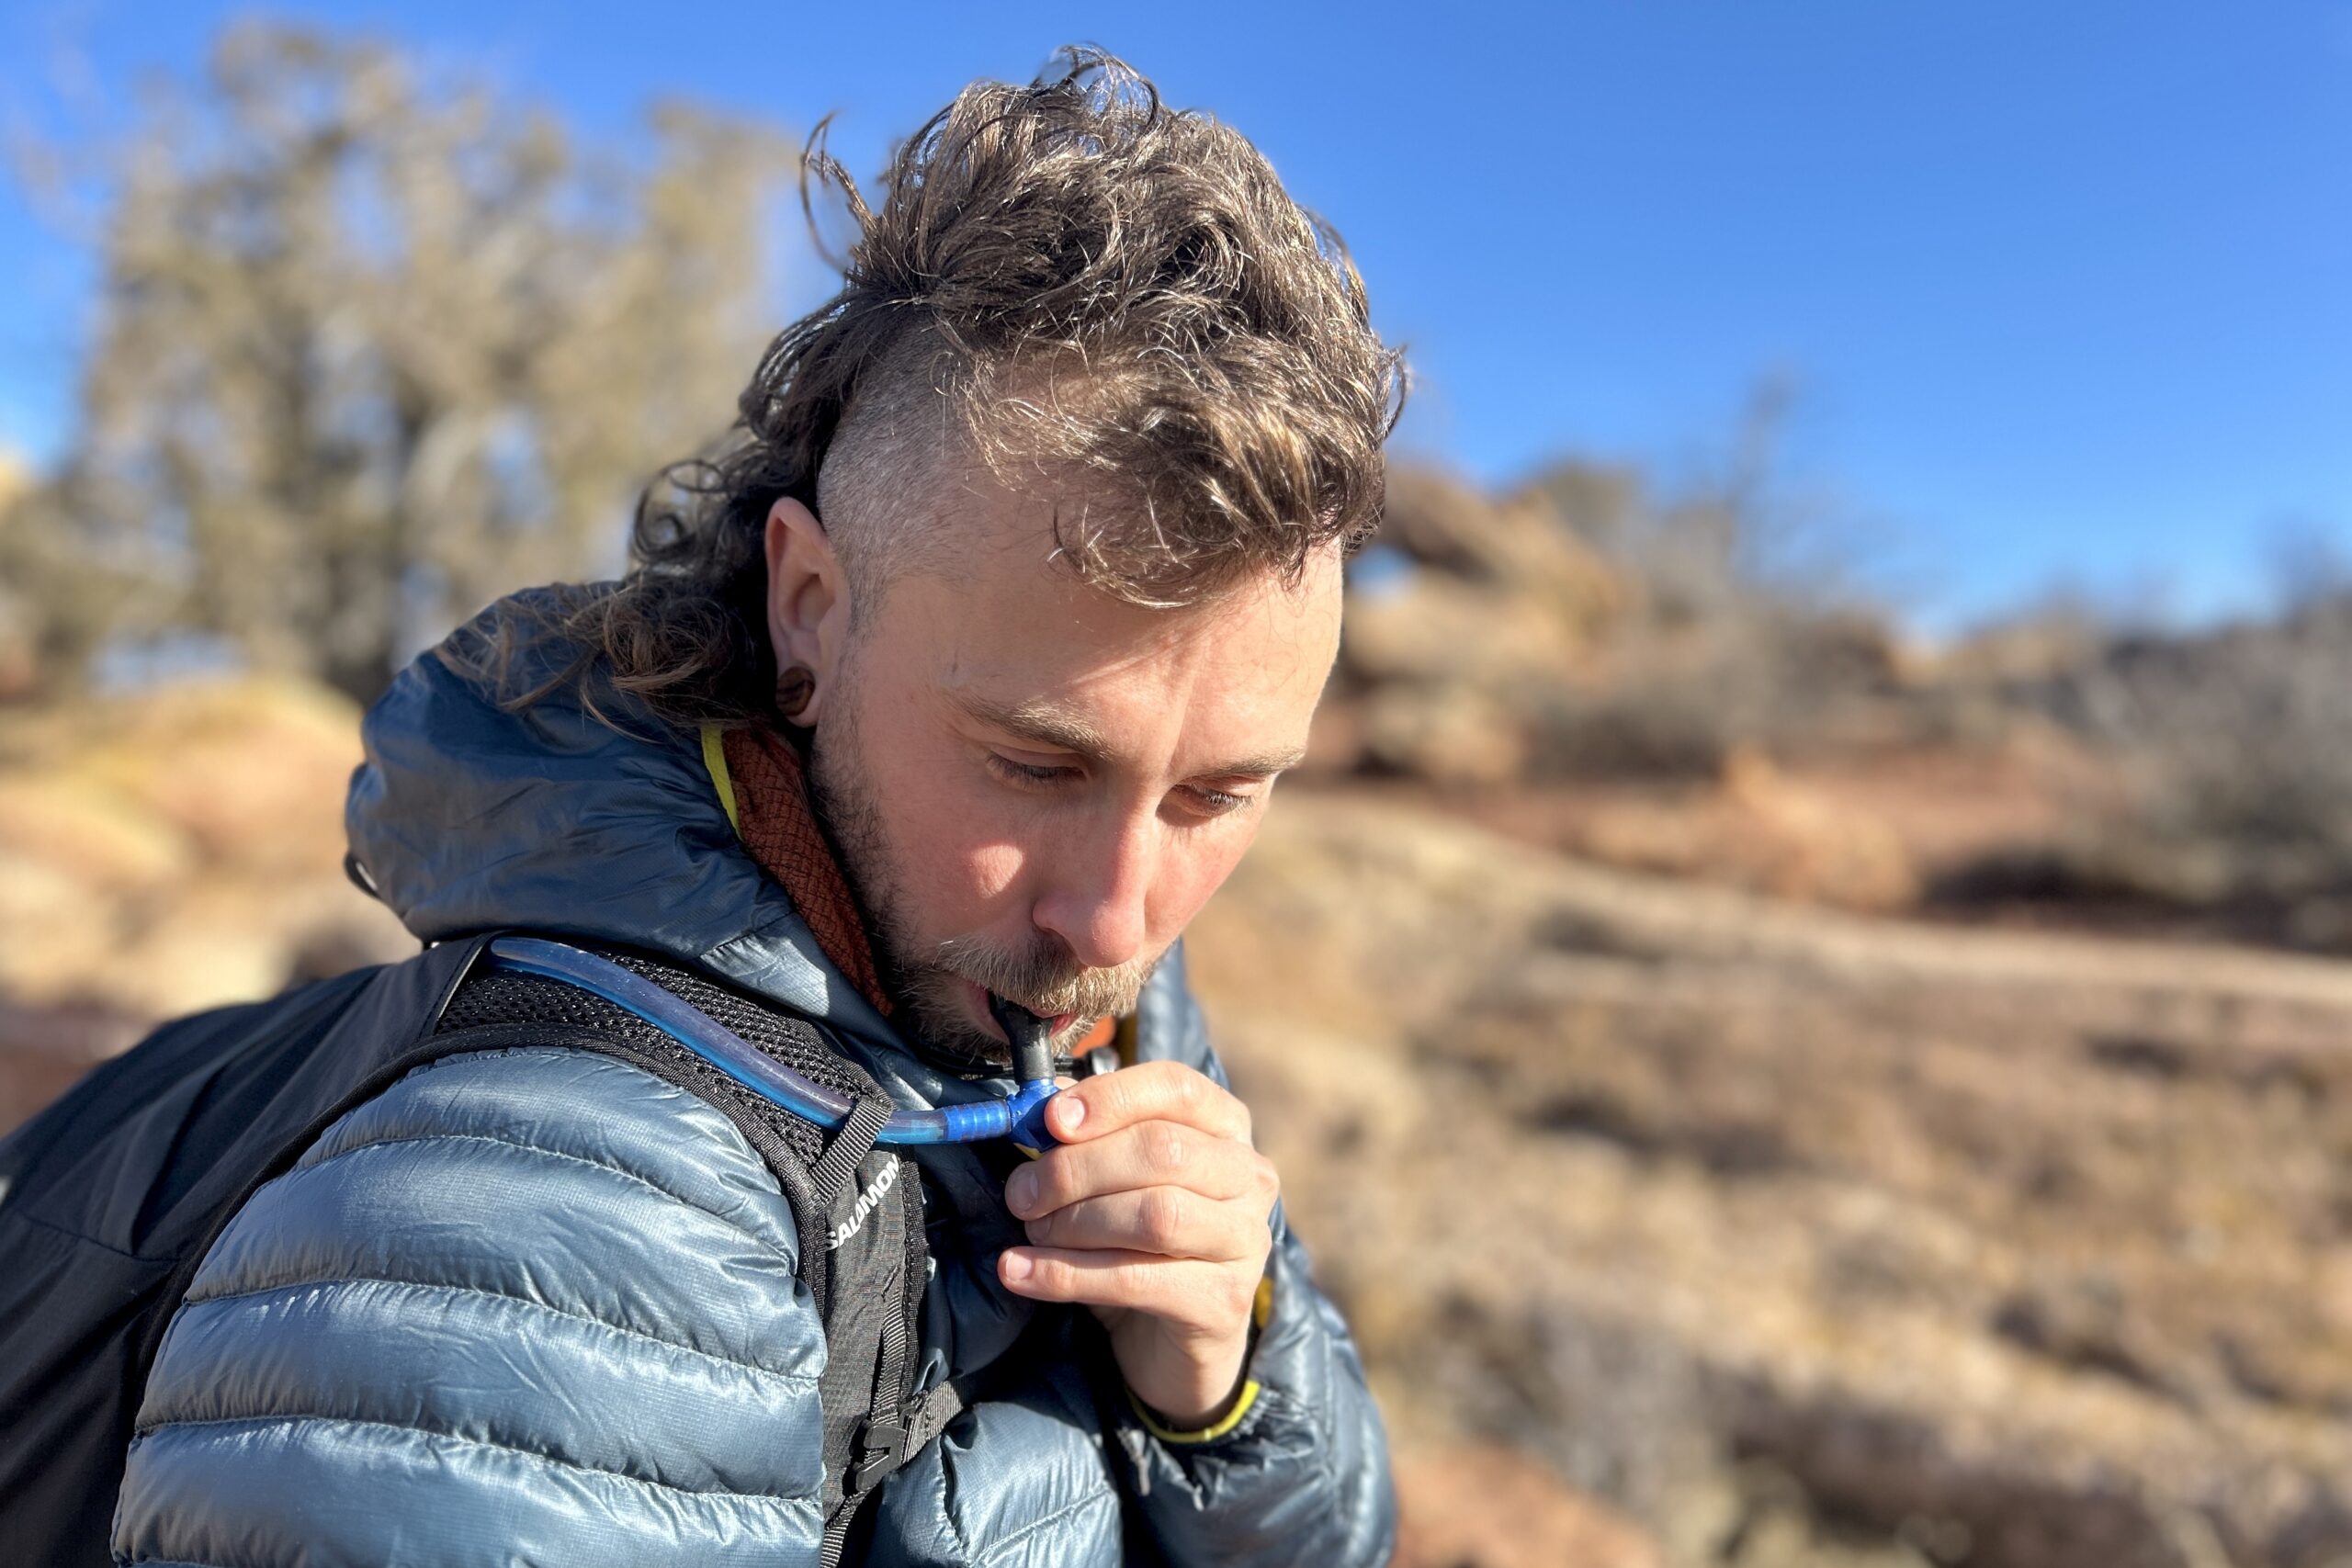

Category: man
[75, 50, 1398, 1566]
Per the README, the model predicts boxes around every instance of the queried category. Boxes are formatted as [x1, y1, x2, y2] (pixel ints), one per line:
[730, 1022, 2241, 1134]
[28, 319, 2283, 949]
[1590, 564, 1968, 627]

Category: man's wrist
[1132, 1357, 1250, 1433]
[1124, 1271, 1278, 1439]
[1117, 1319, 1251, 1428]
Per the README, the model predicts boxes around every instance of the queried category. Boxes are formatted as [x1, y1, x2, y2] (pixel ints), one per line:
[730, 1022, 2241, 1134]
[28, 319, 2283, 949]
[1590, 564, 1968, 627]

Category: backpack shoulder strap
[430, 937, 934, 1551]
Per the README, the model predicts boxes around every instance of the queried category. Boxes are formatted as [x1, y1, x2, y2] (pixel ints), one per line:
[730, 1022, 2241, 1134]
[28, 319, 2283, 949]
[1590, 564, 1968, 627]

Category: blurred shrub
[1977, 592, 2352, 940]
[1521, 387, 1905, 780]
[1520, 604, 1903, 782]
[2074, 594, 2352, 859]
[1, 22, 792, 702]
[1343, 389, 1902, 787]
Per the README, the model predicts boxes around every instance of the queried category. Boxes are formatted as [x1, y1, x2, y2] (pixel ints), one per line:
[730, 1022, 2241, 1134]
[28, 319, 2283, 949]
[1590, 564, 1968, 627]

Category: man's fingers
[998, 1246, 1259, 1331]
[1022, 1186, 1269, 1263]
[1006, 1121, 1277, 1218]
[1048, 1060, 1250, 1145]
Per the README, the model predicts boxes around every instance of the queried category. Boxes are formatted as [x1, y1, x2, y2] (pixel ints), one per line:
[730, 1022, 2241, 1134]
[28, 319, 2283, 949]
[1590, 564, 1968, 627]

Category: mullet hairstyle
[461, 47, 1404, 730]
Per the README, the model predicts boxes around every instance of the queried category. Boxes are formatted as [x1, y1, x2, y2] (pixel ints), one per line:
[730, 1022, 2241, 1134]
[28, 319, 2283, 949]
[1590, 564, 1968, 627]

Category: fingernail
[1006, 1168, 1038, 1214]
[1055, 1095, 1086, 1134]
[1001, 1250, 1034, 1282]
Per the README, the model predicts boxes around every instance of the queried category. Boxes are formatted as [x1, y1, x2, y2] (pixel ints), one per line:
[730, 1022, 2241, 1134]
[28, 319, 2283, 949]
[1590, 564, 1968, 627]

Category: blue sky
[3, 2, 2346, 634]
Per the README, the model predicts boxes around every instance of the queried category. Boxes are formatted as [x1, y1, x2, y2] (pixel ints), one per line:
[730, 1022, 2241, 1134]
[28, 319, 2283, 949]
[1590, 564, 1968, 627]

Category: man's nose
[1031, 808, 1158, 972]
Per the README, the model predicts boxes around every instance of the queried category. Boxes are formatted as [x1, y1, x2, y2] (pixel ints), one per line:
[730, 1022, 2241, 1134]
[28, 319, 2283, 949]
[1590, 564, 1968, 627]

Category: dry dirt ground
[5, 683, 2347, 1567]
[1190, 788, 2352, 1568]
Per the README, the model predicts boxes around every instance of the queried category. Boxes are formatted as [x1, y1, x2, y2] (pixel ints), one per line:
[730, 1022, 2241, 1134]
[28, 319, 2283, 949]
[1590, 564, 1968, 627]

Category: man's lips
[957, 978, 1075, 1042]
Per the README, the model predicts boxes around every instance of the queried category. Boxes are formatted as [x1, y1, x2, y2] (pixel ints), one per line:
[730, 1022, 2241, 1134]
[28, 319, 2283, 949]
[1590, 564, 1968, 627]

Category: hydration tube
[482, 937, 1060, 1149]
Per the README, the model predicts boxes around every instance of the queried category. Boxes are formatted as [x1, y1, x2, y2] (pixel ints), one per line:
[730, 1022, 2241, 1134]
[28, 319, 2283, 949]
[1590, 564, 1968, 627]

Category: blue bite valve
[987, 994, 1062, 1155]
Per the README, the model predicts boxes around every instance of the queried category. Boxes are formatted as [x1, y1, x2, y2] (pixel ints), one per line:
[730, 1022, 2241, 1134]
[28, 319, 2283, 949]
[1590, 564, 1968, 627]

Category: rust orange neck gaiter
[718, 725, 892, 1016]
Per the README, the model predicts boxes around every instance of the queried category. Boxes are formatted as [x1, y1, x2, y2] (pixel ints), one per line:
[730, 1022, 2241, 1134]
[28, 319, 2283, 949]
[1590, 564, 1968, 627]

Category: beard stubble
[804, 680, 1159, 1070]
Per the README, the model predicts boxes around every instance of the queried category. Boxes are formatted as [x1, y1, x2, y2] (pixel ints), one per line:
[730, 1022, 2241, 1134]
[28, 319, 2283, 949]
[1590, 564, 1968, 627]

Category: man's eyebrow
[955, 693, 1114, 759]
[953, 693, 1307, 778]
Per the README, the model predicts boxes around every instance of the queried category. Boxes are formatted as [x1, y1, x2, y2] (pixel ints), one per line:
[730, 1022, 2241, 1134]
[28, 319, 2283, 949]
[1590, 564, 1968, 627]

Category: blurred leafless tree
[0, 21, 792, 702]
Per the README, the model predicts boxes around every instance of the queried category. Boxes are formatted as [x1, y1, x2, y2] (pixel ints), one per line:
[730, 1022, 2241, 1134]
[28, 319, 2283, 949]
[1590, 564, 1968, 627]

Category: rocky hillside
[1191, 791, 2352, 1568]
[0, 678, 412, 1127]
[1328, 464, 2352, 963]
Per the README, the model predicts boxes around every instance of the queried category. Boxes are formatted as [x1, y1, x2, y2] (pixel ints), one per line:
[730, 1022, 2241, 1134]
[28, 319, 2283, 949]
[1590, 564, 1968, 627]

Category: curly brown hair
[469, 47, 1403, 730]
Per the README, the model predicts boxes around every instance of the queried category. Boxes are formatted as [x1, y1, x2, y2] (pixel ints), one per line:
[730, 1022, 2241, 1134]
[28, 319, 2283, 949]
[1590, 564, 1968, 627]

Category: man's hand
[997, 1061, 1277, 1428]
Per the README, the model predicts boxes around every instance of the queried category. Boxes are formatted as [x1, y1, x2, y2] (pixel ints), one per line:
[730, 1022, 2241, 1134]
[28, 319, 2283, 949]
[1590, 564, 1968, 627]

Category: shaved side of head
[813, 333, 964, 624]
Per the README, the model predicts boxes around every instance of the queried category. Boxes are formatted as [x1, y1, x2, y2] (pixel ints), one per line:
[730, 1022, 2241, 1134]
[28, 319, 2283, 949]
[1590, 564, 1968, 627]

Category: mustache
[929, 933, 1158, 1022]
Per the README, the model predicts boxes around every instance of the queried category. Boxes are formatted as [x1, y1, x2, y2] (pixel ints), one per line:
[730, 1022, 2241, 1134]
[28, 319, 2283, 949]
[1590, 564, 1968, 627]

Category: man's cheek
[876, 746, 978, 855]
[1157, 829, 1254, 941]
[898, 774, 1028, 930]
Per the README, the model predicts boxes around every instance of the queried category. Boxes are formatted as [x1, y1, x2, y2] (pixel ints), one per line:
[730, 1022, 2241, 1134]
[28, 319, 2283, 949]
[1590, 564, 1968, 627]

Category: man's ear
[763, 496, 852, 724]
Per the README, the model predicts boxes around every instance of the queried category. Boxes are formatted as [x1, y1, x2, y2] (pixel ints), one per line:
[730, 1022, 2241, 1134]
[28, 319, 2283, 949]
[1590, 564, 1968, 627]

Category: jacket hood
[345, 589, 910, 1055]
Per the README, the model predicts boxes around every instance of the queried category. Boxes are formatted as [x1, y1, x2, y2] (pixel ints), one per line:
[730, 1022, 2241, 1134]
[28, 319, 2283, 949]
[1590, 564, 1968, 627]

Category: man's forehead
[935, 466, 1109, 573]
[862, 451, 1343, 759]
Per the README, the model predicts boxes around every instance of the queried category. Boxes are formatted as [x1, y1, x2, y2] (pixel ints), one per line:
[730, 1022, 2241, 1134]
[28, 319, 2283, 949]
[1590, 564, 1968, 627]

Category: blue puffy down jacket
[109, 615, 1396, 1567]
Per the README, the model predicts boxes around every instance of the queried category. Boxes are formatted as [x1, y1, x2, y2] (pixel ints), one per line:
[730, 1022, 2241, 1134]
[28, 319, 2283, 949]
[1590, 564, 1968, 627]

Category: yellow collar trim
[699, 723, 742, 837]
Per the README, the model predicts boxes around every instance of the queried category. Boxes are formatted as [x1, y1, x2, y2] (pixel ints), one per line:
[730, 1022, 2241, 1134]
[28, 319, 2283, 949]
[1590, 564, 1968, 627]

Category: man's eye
[985, 752, 1080, 788]
[1182, 784, 1259, 817]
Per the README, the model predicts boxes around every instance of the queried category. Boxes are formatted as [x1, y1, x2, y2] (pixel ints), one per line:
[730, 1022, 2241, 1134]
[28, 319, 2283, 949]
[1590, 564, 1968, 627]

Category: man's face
[798, 474, 1342, 1067]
